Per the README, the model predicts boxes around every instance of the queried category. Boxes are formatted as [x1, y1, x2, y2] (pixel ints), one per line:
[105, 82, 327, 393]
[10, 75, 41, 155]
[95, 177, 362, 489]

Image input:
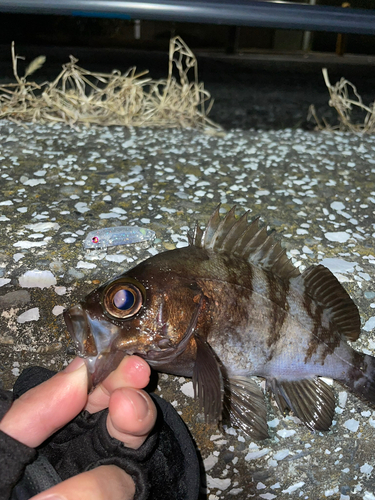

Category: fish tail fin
[343, 352, 375, 406]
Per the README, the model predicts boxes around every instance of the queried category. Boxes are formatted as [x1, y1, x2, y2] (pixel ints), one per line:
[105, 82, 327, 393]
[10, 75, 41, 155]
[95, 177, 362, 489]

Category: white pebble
[245, 448, 270, 461]
[360, 463, 373, 476]
[267, 418, 279, 428]
[325, 486, 339, 496]
[343, 418, 359, 432]
[13, 240, 48, 249]
[99, 213, 120, 219]
[363, 317, 375, 332]
[206, 476, 231, 491]
[34, 169, 46, 177]
[281, 482, 305, 494]
[13, 253, 25, 262]
[324, 232, 350, 243]
[76, 261, 97, 269]
[330, 201, 345, 211]
[52, 306, 65, 316]
[276, 429, 296, 438]
[302, 245, 313, 254]
[25, 222, 60, 232]
[19, 270, 56, 289]
[256, 482, 266, 489]
[74, 202, 89, 213]
[106, 255, 127, 263]
[203, 454, 218, 471]
[229, 488, 244, 496]
[273, 449, 289, 461]
[339, 391, 348, 408]
[180, 381, 194, 398]
[22, 178, 46, 186]
[17, 307, 40, 323]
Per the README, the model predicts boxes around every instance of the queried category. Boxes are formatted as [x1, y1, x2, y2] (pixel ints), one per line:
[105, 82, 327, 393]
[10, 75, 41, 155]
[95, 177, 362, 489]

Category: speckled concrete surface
[1, 121, 375, 500]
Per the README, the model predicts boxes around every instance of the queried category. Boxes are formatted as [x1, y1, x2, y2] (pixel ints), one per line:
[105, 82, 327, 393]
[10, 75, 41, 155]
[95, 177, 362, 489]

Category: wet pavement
[1, 53, 375, 500]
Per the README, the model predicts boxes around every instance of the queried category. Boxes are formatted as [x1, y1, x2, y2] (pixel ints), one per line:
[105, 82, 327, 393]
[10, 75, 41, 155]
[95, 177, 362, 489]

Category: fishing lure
[83, 226, 156, 250]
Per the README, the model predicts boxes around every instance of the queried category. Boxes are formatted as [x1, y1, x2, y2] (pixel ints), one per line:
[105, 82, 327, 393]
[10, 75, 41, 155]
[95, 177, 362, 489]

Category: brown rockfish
[64, 206, 375, 439]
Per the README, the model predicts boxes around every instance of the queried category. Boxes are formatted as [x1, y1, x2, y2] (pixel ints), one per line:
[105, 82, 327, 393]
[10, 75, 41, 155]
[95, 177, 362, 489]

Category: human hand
[0, 356, 157, 500]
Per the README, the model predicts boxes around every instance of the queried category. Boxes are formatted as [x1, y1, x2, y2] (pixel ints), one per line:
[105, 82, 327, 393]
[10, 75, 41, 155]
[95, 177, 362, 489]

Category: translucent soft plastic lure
[83, 226, 156, 249]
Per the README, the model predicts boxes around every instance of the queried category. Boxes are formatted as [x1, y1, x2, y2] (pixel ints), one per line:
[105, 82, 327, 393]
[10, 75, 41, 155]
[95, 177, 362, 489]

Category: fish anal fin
[190, 205, 299, 282]
[267, 378, 335, 432]
[193, 335, 224, 424]
[291, 264, 360, 341]
[224, 375, 269, 440]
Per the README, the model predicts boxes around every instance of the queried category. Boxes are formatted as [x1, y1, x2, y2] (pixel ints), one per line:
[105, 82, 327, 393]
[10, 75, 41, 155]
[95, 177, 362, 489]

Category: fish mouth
[64, 304, 98, 356]
[64, 303, 134, 388]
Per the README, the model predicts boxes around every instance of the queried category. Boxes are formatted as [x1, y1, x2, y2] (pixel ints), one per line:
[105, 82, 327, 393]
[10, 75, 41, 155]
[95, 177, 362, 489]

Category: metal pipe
[0, 0, 374, 35]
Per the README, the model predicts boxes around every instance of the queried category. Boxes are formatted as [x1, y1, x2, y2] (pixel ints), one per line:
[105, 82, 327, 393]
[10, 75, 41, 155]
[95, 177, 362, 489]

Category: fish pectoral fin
[290, 264, 360, 342]
[224, 376, 269, 440]
[267, 377, 335, 432]
[193, 335, 224, 424]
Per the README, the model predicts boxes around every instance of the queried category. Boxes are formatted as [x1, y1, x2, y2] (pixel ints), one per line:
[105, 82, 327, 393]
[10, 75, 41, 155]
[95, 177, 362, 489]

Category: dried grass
[308, 68, 375, 134]
[0, 37, 221, 132]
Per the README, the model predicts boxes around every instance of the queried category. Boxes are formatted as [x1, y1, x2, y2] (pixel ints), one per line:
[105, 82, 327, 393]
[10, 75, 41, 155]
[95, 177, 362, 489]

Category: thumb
[0, 357, 88, 448]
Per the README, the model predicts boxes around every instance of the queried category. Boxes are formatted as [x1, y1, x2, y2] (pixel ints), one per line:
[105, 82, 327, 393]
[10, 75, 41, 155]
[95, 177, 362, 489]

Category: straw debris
[0, 37, 221, 131]
[308, 68, 375, 134]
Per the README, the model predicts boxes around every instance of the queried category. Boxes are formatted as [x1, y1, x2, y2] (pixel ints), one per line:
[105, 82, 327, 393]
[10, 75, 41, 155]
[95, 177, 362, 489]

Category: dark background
[1, 2, 375, 130]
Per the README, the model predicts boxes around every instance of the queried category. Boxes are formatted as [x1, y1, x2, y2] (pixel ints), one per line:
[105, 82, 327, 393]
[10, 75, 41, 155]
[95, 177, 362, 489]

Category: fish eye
[113, 288, 135, 310]
[103, 281, 144, 319]
[92, 236, 99, 244]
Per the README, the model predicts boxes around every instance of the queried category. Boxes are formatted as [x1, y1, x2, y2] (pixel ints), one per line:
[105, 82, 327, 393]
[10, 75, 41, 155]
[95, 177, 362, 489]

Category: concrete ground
[0, 50, 375, 499]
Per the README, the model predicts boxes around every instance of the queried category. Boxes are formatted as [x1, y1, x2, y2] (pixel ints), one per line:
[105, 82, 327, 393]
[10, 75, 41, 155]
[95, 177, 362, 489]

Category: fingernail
[135, 390, 150, 421]
[64, 356, 86, 373]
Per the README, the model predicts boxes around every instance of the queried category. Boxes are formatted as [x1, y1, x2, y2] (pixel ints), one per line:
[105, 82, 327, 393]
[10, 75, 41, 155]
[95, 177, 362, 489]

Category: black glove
[2, 366, 200, 500]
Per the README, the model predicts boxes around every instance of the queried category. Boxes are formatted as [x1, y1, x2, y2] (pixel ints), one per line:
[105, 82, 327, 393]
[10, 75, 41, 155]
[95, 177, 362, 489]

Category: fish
[83, 226, 155, 250]
[64, 206, 375, 439]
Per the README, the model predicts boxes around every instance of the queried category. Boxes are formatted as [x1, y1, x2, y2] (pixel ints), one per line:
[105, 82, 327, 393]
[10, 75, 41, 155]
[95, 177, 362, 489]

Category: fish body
[65, 207, 375, 439]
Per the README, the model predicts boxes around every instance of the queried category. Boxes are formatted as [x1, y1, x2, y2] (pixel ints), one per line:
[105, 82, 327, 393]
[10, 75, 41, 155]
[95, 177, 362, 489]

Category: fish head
[64, 251, 202, 387]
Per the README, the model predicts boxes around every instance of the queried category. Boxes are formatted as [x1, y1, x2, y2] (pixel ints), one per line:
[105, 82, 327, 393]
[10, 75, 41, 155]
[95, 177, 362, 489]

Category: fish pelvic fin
[267, 378, 335, 432]
[193, 335, 224, 424]
[291, 264, 360, 342]
[190, 205, 299, 282]
[223, 375, 269, 440]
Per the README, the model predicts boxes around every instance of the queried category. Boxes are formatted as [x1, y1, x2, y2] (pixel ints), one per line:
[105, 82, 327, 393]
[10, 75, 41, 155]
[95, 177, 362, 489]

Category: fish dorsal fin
[223, 375, 269, 440]
[267, 377, 335, 431]
[190, 206, 299, 281]
[291, 264, 360, 341]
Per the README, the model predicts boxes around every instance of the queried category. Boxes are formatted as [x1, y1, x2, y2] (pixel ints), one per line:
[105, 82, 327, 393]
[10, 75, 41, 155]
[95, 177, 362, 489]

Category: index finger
[0, 357, 88, 448]
[85, 355, 151, 414]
